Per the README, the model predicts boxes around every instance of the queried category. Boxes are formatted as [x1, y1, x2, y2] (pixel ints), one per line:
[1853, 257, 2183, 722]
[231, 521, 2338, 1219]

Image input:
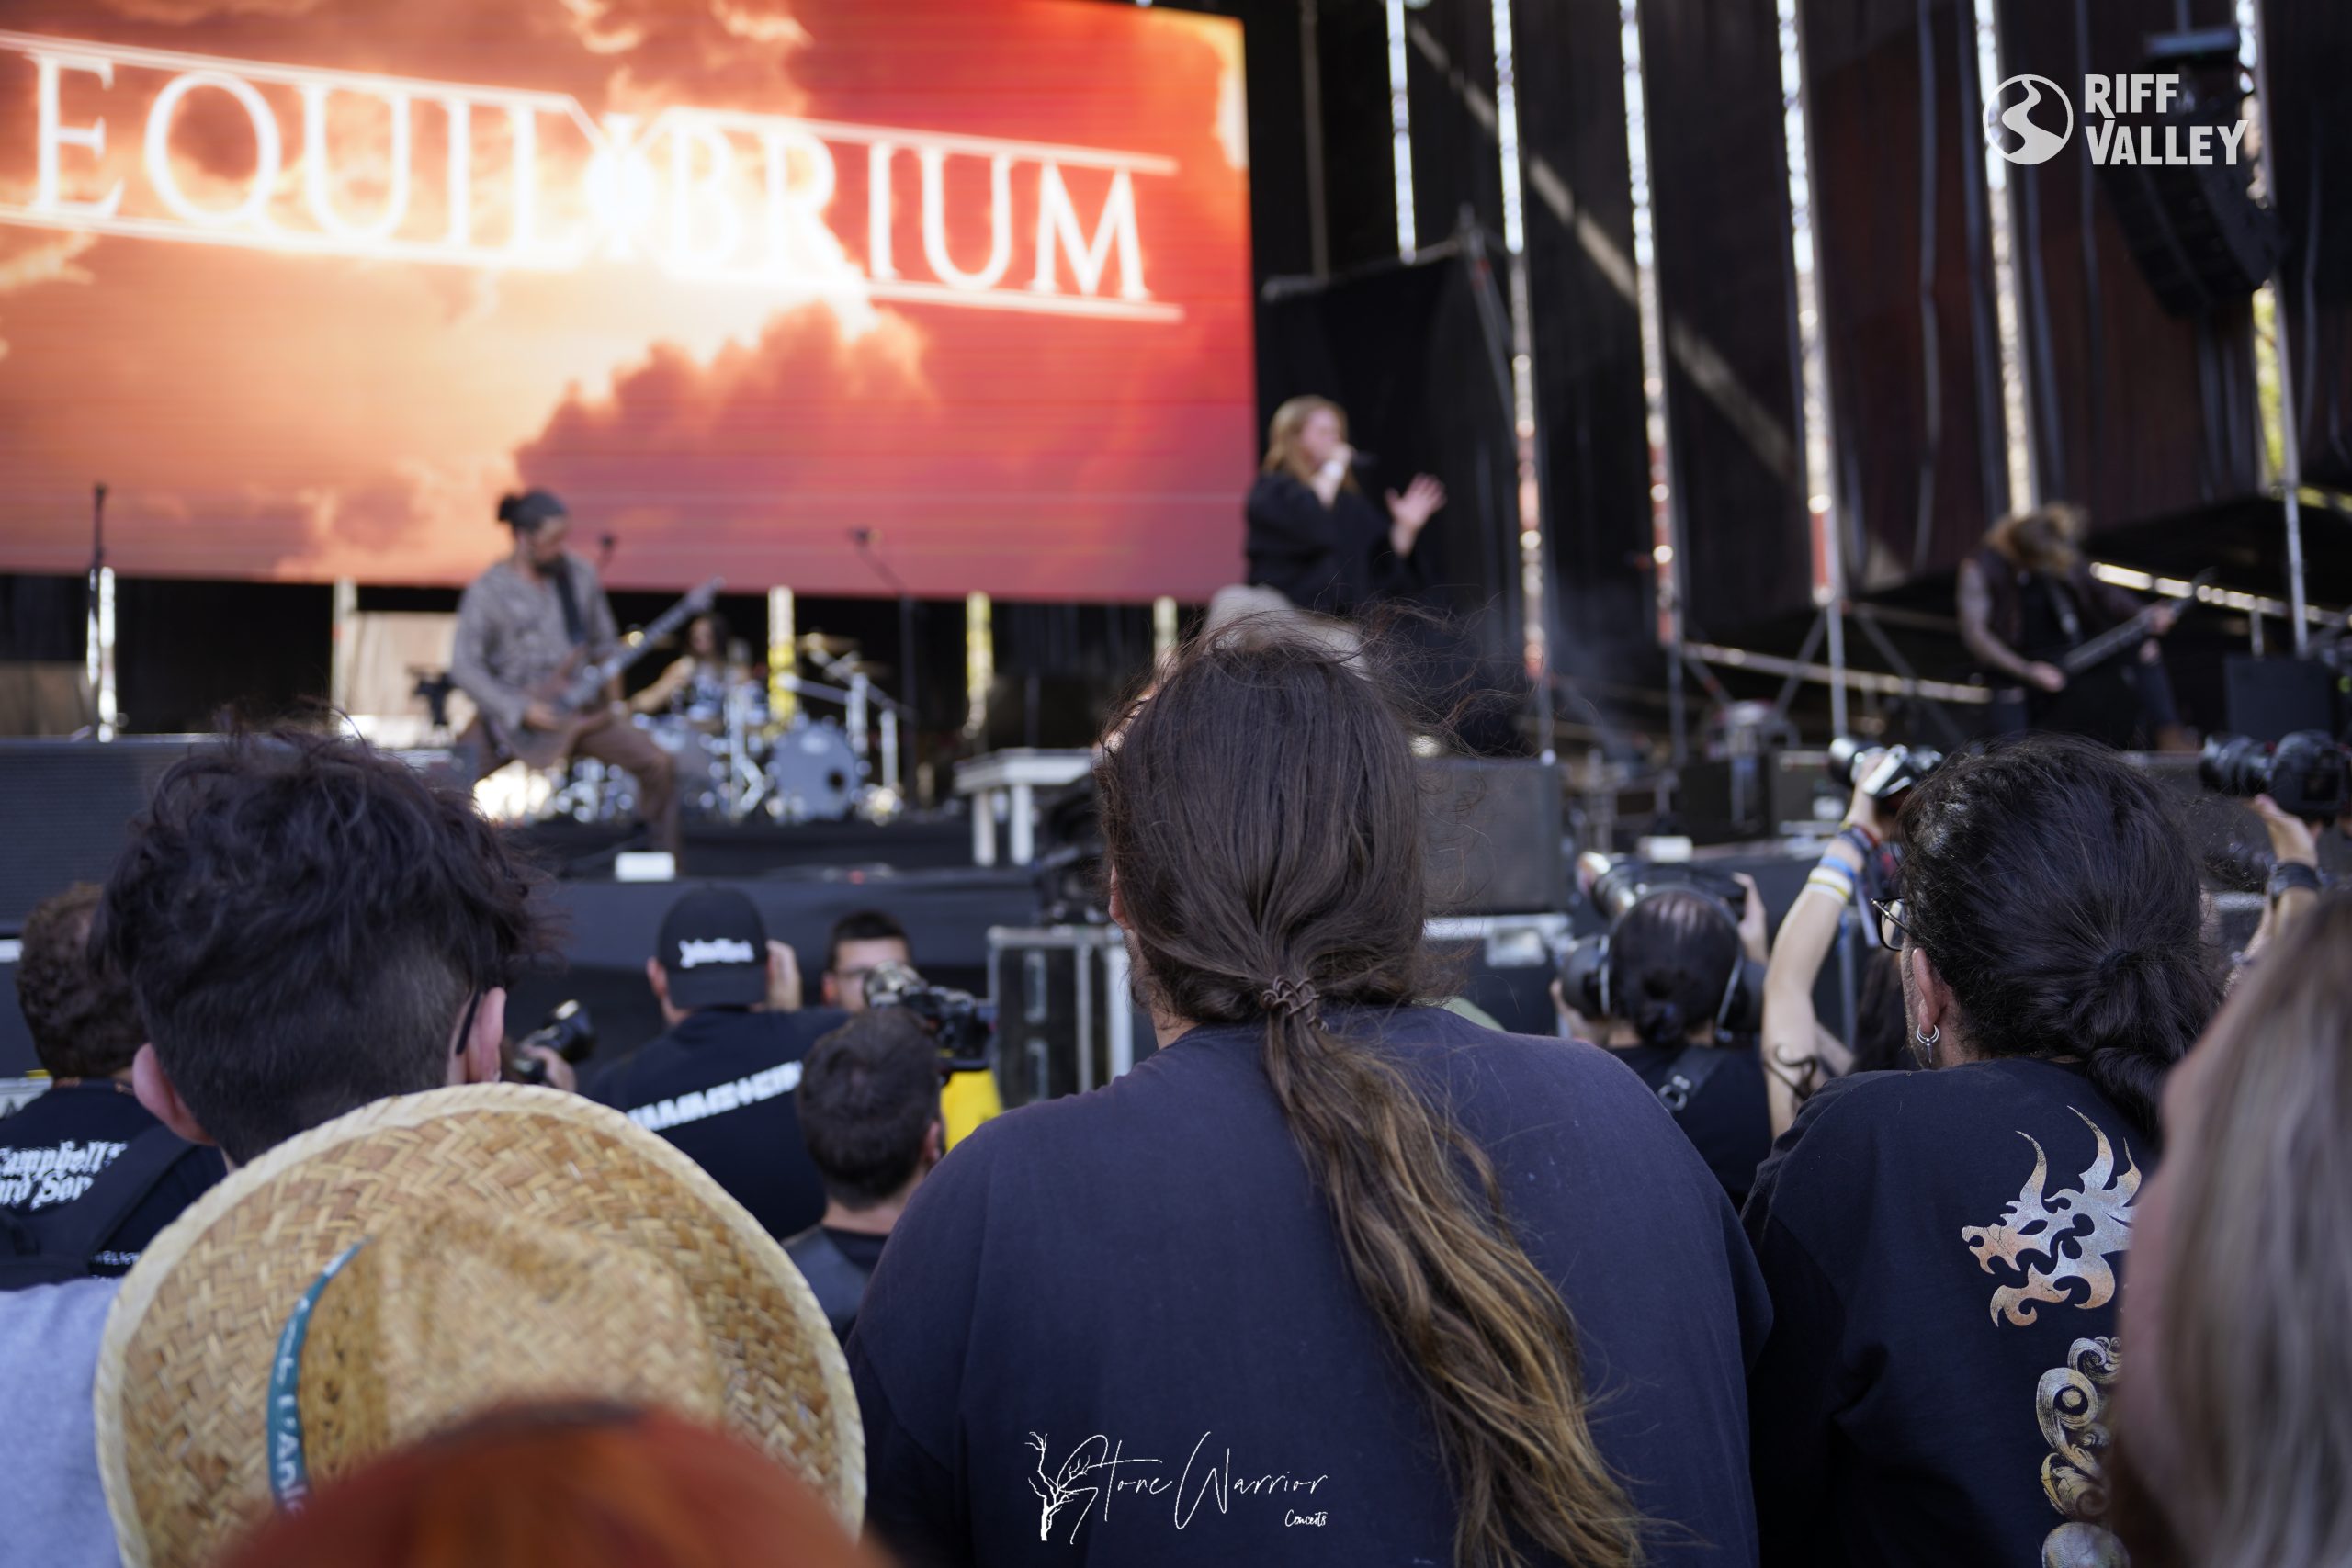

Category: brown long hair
[1262, 394, 1354, 487]
[1095, 627, 1643, 1568]
[2111, 895, 2352, 1568]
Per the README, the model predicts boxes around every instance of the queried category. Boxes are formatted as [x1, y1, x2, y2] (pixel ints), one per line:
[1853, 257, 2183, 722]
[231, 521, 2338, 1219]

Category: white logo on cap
[676, 938, 757, 969]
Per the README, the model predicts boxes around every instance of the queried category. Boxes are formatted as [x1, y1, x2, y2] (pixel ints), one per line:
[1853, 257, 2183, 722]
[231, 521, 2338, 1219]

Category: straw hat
[94, 1084, 863, 1568]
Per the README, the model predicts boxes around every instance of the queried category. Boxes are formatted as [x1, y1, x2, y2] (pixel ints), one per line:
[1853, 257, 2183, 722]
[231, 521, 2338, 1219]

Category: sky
[0, 0, 1255, 599]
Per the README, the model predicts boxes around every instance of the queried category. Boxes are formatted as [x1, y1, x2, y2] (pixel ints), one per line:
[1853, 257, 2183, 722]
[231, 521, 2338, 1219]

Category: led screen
[0, 0, 1254, 600]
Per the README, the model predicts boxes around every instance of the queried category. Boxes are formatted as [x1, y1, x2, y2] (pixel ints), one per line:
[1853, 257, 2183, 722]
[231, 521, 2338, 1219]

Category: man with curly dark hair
[0, 731, 557, 1568]
[2, 884, 222, 1279]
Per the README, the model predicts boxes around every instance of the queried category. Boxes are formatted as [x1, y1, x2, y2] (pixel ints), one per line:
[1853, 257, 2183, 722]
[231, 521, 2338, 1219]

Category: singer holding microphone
[1243, 396, 1446, 618]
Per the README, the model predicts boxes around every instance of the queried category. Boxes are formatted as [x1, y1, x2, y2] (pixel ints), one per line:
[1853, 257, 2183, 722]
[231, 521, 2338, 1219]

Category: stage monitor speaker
[2221, 656, 2338, 741]
[1421, 759, 1568, 916]
[2100, 83, 2282, 317]
[1675, 751, 1839, 843]
[0, 738, 199, 931]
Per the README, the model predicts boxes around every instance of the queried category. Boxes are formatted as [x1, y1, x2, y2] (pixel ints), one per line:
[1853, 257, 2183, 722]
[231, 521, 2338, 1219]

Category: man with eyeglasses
[819, 910, 999, 1147]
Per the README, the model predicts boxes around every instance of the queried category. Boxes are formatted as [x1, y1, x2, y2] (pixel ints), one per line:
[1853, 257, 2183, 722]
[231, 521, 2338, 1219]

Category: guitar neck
[2062, 615, 2150, 674]
[2057, 569, 2213, 674]
[592, 578, 724, 686]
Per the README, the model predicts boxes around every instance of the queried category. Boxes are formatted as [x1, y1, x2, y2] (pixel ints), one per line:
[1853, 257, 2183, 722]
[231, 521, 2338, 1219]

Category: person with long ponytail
[848, 626, 1767, 1566]
[1744, 732, 2222, 1566]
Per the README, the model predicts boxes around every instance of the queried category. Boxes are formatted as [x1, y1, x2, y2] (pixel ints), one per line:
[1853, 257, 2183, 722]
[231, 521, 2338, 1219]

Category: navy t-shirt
[584, 1007, 847, 1240]
[849, 1004, 1770, 1566]
[0, 1083, 223, 1274]
[1743, 1060, 2145, 1567]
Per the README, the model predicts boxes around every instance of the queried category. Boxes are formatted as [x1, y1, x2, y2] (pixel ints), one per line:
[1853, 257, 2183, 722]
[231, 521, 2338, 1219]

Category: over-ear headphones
[1556, 892, 1763, 1035]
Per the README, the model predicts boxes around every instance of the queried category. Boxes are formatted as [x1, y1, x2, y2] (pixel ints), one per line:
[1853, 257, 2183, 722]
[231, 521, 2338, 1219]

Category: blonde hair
[2113, 895, 2352, 1568]
[1263, 395, 1351, 486]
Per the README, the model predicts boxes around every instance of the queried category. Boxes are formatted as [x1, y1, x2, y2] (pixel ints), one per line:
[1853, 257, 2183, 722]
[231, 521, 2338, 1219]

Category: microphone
[1348, 449, 1380, 470]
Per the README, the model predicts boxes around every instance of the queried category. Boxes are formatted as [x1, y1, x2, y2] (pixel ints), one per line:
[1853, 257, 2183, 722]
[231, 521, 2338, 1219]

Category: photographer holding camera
[2199, 730, 2343, 963]
[1745, 733, 2221, 1566]
[820, 909, 1001, 1147]
[583, 886, 848, 1240]
[1755, 742, 1942, 1136]
[1555, 873, 1773, 1205]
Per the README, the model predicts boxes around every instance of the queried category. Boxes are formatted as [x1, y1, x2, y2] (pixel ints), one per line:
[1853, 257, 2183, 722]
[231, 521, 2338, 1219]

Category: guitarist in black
[1956, 502, 2190, 750]
[451, 489, 680, 853]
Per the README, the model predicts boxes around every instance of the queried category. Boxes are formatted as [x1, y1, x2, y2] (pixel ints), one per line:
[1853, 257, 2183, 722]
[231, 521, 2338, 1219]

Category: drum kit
[556, 633, 905, 829]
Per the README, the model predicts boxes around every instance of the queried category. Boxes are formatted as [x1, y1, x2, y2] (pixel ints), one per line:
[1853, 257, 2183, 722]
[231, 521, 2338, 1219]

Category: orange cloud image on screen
[0, 0, 1255, 600]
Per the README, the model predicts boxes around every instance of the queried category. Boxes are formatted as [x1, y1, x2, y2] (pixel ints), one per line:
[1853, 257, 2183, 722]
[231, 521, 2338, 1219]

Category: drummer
[631, 612, 743, 726]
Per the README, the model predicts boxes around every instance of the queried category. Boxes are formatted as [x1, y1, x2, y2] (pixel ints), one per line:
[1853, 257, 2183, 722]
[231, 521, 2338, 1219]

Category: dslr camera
[862, 959, 995, 1074]
[1557, 854, 1764, 1034]
[506, 999, 595, 1086]
[1826, 738, 1944, 807]
[2199, 731, 2352, 822]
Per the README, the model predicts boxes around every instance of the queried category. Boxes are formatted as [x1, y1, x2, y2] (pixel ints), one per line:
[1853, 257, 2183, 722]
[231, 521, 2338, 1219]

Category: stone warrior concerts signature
[1026, 1431, 1330, 1545]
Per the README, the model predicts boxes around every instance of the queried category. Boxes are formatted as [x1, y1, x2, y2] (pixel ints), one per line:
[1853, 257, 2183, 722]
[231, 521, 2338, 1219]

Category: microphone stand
[87, 482, 111, 741]
[851, 527, 920, 763]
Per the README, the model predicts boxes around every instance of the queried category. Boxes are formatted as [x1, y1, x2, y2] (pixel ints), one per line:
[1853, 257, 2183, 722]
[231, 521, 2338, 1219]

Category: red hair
[215, 1404, 881, 1568]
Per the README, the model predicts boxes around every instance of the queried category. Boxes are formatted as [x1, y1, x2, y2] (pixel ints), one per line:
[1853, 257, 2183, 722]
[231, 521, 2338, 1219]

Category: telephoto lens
[2199, 731, 2352, 822]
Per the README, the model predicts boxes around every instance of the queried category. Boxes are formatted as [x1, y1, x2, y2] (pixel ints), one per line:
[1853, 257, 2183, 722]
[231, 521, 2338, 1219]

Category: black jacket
[1244, 474, 1428, 617]
[585, 1008, 847, 1239]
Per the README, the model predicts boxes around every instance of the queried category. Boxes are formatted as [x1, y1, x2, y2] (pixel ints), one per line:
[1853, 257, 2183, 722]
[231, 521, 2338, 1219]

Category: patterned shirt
[451, 555, 617, 733]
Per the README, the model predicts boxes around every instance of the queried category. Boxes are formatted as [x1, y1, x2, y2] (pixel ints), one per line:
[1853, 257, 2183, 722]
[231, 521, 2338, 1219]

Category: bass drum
[764, 716, 863, 822]
[640, 716, 729, 820]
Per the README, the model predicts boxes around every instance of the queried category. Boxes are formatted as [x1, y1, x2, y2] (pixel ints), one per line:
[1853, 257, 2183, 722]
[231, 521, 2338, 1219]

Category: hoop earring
[1915, 1024, 1939, 1050]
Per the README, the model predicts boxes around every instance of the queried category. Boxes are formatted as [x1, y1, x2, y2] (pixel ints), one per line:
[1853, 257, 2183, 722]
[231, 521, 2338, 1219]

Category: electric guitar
[2052, 567, 2215, 677]
[489, 576, 723, 769]
[2025, 568, 2211, 744]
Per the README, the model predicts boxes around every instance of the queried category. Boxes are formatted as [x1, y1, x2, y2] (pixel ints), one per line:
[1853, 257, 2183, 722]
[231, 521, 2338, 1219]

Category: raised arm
[1761, 787, 1876, 1135]
[629, 655, 695, 716]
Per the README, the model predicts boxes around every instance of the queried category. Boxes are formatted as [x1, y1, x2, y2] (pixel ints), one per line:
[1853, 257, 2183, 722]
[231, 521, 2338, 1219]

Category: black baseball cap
[657, 886, 769, 1010]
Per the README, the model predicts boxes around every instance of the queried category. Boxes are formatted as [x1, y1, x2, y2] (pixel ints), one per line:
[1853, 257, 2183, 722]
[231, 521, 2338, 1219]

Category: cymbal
[797, 631, 860, 656]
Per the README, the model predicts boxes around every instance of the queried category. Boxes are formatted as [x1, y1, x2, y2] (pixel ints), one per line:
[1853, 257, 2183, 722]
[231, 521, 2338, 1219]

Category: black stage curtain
[1514, 0, 1659, 676]
[1995, 0, 2263, 533]
[2260, 0, 2352, 491]
[1640, 0, 1815, 634]
[1805, 0, 2011, 590]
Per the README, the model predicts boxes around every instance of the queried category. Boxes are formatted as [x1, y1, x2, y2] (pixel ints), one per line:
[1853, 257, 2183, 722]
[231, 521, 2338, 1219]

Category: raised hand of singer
[1386, 475, 1446, 555]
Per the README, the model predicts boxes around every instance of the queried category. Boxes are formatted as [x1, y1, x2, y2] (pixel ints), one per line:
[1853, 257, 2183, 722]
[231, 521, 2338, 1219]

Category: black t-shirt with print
[584, 1007, 848, 1240]
[849, 1005, 1770, 1567]
[1608, 1039, 1773, 1206]
[1743, 1059, 2145, 1567]
[0, 1083, 224, 1274]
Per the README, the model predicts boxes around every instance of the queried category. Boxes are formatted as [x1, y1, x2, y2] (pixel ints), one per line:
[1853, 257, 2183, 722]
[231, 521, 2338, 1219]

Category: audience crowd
[0, 623, 2344, 1568]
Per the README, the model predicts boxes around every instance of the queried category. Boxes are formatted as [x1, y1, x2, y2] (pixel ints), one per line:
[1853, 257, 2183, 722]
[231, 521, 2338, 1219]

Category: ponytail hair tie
[1260, 976, 1321, 1019]
[2098, 947, 2138, 978]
